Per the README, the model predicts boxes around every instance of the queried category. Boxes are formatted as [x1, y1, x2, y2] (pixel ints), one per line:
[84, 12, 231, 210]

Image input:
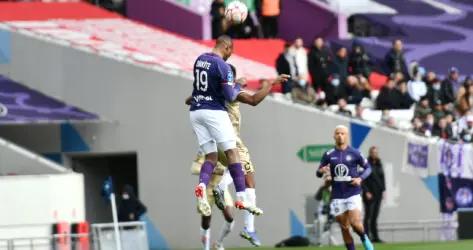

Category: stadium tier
[0, 75, 98, 123]
[346, 0, 473, 76]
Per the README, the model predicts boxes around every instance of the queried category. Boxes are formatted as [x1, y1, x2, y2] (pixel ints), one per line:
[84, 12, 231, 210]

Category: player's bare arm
[236, 74, 290, 106]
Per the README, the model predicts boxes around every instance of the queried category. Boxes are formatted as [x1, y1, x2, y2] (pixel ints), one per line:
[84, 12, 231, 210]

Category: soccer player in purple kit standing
[189, 35, 262, 217]
[316, 125, 375, 250]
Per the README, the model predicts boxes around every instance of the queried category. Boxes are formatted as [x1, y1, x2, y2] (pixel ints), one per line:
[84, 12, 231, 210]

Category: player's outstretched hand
[350, 177, 362, 186]
[320, 164, 330, 174]
[275, 74, 291, 84]
[236, 77, 248, 87]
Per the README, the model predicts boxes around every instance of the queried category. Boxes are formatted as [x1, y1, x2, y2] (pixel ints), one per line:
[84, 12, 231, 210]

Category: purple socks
[199, 161, 215, 185]
[345, 242, 355, 250]
[228, 163, 246, 192]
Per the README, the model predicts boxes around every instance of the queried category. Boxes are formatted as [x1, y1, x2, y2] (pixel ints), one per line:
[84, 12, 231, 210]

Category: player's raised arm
[236, 74, 290, 106]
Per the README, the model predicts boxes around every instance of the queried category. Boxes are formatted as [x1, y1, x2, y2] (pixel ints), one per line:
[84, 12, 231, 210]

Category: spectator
[308, 37, 331, 91]
[324, 74, 347, 105]
[276, 43, 295, 94]
[412, 117, 425, 135]
[440, 67, 457, 105]
[445, 113, 459, 140]
[256, 0, 281, 38]
[291, 79, 317, 105]
[359, 76, 372, 97]
[423, 71, 438, 85]
[349, 43, 371, 78]
[423, 113, 435, 137]
[330, 47, 349, 82]
[337, 98, 352, 116]
[346, 76, 370, 105]
[432, 99, 446, 122]
[426, 78, 450, 107]
[442, 67, 462, 96]
[459, 115, 473, 143]
[226, 13, 258, 38]
[118, 185, 147, 222]
[433, 117, 453, 140]
[414, 96, 432, 119]
[355, 105, 365, 120]
[397, 81, 414, 109]
[407, 65, 427, 102]
[456, 81, 473, 116]
[211, 0, 227, 39]
[384, 39, 408, 76]
[289, 37, 309, 85]
[362, 146, 386, 243]
[376, 79, 400, 110]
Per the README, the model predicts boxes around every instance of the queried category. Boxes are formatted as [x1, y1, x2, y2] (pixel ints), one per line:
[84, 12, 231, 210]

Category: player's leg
[200, 215, 211, 250]
[190, 111, 218, 216]
[347, 195, 374, 250]
[336, 213, 355, 250]
[240, 164, 261, 246]
[214, 189, 235, 250]
[331, 198, 354, 250]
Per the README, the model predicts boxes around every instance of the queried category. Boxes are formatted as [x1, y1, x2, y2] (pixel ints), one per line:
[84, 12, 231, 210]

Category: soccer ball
[225, 1, 248, 24]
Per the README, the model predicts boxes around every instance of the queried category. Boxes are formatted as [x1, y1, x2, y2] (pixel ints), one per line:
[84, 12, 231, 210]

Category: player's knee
[340, 223, 350, 232]
[205, 152, 218, 164]
[224, 148, 239, 164]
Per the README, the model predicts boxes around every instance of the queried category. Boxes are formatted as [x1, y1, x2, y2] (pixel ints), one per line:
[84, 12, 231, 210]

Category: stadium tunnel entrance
[66, 152, 138, 224]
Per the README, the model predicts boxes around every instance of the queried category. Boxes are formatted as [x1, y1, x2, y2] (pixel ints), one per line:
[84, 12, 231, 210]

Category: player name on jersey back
[190, 53, 233, 111]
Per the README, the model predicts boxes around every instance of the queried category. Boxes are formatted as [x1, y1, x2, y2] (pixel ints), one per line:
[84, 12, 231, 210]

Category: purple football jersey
[318, 146, 371, 199]
[190, 52, 239, 111]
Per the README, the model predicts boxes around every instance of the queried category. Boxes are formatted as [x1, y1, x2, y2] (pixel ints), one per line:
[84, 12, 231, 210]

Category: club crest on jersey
[227, 70, 234, 83]
[346, 155, 352, 162]
[334, 164, 352, 182]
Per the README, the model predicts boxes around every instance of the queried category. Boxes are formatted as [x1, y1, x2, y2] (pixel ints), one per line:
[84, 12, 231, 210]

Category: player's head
[228, 64, 237, 78]
[369, 146, 379, 159]
[333, 125, 349, 148]
[215, 35, 234, 61]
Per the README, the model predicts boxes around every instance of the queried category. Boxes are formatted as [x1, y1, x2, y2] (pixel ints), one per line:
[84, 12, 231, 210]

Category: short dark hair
[215, 35, 233, 48]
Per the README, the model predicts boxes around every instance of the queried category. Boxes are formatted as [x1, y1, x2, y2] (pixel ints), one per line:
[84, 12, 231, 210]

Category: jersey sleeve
[217, 62, 239, 102]
[357, 151, 372, 180]
[316, 152, 330, 178]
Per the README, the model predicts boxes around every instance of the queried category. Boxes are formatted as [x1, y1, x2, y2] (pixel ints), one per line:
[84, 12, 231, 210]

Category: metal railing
[306, 218, 458, 245]
[0, 221, 148, 250]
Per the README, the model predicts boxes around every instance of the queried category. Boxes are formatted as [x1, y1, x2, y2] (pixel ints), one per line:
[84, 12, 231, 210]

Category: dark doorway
[68, 153, 138, 224]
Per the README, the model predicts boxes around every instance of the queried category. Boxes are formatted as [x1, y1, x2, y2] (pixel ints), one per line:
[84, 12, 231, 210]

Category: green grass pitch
[230, 240, 473, 250]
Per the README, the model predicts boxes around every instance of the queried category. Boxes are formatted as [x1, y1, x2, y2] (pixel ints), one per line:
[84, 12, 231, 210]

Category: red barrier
[72, 221, 90, 250]
[52, 222, 70, 250]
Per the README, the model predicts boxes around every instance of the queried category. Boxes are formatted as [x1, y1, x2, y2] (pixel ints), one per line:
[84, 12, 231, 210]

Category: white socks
[217, 220, 235, 243]
[244, 188, 256, 232]
[200, 227, 210, 250]
[218, 169, 233, 190]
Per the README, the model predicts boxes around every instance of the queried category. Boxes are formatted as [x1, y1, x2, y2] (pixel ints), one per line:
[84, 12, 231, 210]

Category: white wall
[0, 173, 85, 239]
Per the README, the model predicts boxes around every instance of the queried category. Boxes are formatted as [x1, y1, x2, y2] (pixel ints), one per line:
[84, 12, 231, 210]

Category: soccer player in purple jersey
[189, 35, 263, 217]
[316, 125, 375, 250]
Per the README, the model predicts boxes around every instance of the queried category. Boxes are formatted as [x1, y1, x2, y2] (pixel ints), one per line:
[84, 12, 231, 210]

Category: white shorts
[190, 109, 236, 154]
[330, 194, 363, 216]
